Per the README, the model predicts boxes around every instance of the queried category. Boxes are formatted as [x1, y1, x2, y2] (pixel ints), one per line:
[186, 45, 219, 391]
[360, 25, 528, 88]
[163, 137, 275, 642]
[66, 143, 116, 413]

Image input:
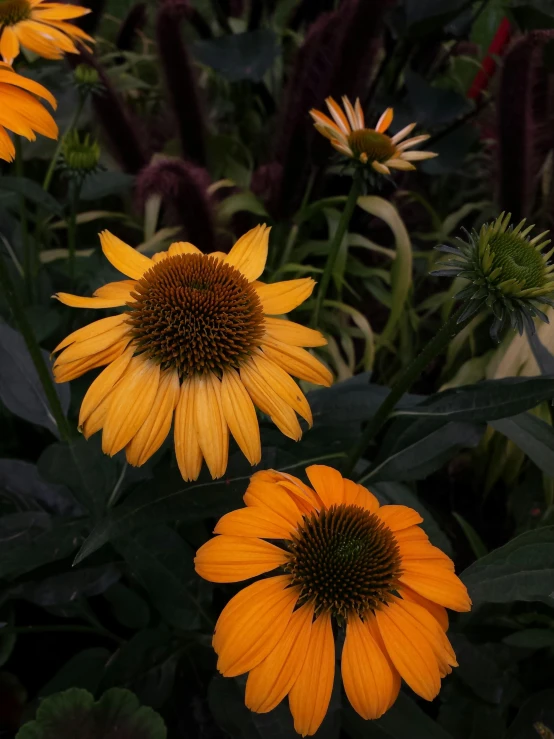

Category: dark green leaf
[115, 525, 209, 630]
[38, 437, 122, 518]
[510, 2, 554, 31]
[506, 689, 554, 738]
[437, 690, 506, 739]
[80, 172, 135, 201]
[39, 648, 112, 697]
[16, 687, 167, 739]
[104, 583, 151, 631]
[503, 629, 554, 649]
[0, 177, 64, 217]
[394, 377, 554, 424]
[406, 71, 472, 125]
[448, 635, 507, 704]
[491, 413, 554, 477]
[528, 333, 554, 375]
[0, 322, 70, 437]
[7, 565, 120, 606]
[343, 691, 454, 738]
[0, 604, 16, 667]
[194, 30, 280, 82]
[462, 526, 554, 603]
[0, 458, 78, 515]
[452, 513, 488, 559]
[0, 513, 88, 579]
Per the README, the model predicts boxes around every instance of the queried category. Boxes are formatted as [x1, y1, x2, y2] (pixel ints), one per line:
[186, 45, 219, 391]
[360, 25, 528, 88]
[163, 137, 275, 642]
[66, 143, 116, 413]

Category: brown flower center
[126, 254, 265, 376]
[347, 129, 396, 163]
[285, 503, 402, 619]
[0, 0, 31, 25]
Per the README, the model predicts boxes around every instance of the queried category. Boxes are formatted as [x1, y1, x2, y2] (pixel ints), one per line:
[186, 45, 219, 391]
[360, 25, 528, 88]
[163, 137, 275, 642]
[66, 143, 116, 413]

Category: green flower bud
[60, 130, 101, 183]
[433, 212, 554, 341]
[73, 64, 103, 98]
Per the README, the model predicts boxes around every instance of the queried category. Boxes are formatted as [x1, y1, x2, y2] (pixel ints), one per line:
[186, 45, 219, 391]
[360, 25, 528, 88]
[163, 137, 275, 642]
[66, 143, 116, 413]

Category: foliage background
[1, 0, 554, 737]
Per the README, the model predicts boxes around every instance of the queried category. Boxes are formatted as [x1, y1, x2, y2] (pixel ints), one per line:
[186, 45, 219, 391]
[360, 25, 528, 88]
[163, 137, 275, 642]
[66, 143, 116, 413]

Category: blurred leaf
[16, 687, 166, 739]
[449, 635, 507, 704]
[462, 526, 554, 603]
[0, 513, 87, 579]
[357, 197, 412, 348]
[507, 690, 554, 738]
[0, 322, 70, 438]
[7, 565, 120, 606]
[0, 458, 79, 516]
[80, 172, 135, 201]
[38, 648, 111, 697]
[395, 377, 554, 423]
[372, 481, 452, 554]
[422, 125, 478, 175]
[528, 332, 554, 375]
[510, 2, 554, 31]
[0, 177, 64, 217]
[365, 420, 483, 482]
[406, 71, 472, 126]
[218, 191, 269, 220]
[503, 629, 554, 649]
[100, 628, 178, 709]
[38, 438, 122, 519]
[0, 604, 16, 668]
[453, 512, 488, 559]
[438, 691, 506, 739]
[194, 30, 280, 82]
[104, 583, 151, 631]
[343, 691, 454, 738]
[491, 413, 554, 477]
[25, 305, 61, 343]
[115, 525, 208, 630]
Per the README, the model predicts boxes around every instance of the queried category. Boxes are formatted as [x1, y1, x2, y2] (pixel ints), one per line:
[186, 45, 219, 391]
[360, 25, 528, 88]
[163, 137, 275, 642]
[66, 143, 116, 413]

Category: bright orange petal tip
[52, 227, 330, 481]
[195, 464, 471, 734]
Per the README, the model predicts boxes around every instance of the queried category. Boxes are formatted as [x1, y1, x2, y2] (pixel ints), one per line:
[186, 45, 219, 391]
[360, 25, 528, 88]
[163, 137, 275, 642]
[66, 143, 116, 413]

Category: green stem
[312, 169, 362, 327]
[43, 97, 85, 193]
[67, 181, 82, 282]
[0, 255, 72, 442]
[14, 137, 32, 303]
[343, 304, 472, 478]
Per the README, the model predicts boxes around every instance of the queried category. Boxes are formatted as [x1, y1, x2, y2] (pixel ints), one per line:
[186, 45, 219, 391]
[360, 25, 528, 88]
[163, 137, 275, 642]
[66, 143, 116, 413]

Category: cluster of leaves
[1, 0, 554, 738]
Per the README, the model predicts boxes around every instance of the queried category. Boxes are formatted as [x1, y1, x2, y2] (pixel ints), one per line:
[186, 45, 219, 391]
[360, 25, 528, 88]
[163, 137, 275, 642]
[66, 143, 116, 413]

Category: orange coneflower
[195, 465, 471, 736]
[310, 95, 437, 175]
[0, 61, 57, 161]
[52, 227, 332, 480]
[0, 0, 93, 65]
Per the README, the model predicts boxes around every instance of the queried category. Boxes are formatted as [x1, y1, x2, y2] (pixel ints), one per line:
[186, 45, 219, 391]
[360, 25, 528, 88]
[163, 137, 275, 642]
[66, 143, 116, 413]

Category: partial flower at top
[0, 61, 57, 161]
[195, 465, 471, 736]
[310, 96, 437, 175]
[433, 213, 554, 341]
[0, 0, 93, 64]
[52, 227, 332, 481]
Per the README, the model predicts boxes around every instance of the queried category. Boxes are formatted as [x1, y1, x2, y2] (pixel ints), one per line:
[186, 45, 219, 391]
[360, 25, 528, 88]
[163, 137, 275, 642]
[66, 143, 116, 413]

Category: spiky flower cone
[433, 213, 554, 341]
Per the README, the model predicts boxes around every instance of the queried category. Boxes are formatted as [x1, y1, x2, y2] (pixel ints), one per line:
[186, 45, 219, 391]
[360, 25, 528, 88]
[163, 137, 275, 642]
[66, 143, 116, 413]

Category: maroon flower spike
[156, 0, 207, 166]
[115, 2, 148, 52]
[136, 159, 216, 253]
[70, 47, 148, 175]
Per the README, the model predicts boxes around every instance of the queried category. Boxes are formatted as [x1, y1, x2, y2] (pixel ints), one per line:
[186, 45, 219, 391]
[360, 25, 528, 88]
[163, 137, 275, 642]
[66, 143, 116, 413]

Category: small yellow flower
[310, 95, 437, 175]
[195, 465, 471, 736]
[0, 61, 57, 162]
[0, 0, 93, 64]
[52, 227, 332, 481]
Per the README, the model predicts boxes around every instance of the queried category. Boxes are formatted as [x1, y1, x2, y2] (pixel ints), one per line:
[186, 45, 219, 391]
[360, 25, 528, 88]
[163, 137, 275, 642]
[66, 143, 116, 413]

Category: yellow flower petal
[376, 107, 393, 133]
[255, 278, 315, 315]
[193, 372, 228, 479]
[214, 505, 294, 540]
[99, 230, 153, 280]
[174, 377, 202, 482]
[224, 224, 270, 282]
[195, 535, 288, 583]
[260, 338, 332, 386]
[263, 316, 327, 347]
[78, 345, 135, 428]
[251, 351, 312, 426]
[220, 368, 261, 466]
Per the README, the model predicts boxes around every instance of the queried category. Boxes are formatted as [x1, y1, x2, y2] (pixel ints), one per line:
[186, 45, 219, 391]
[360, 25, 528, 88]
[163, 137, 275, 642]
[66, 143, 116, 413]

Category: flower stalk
[343, 303, 473, 477]
[312, 168, 363, 326]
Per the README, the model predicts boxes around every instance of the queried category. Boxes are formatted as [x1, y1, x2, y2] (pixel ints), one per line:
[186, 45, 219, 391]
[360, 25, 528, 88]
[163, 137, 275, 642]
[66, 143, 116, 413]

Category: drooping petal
[195, 535, 288, 583]
[399, 585, 449, 631]
[99, 230, 153, 280]
[174, 377, 202, 482]
[193, 372, 228, 479]
[215, 505, 294, 540]
[305, 465, 344, 508]
[251, 351, 312, 426]
[399, 565, 472, 612]
[341, 613, 397, 720]
[224, 224, 270, 282]
[213, 576, 299, 677]
[255, 279, 315, 315]
[289, 611, 335, 737]
[125, 369, 180, 467]
[263, 317, 327, 347]
[244, 473, 305, 528]
[220, 368, 261, 466]
[53, 314, 128, 354]
[0, 27, 20, 64]
[260, 339, 332, 386]
[93, 279, 137, 301]
[78, 345, 135, 428]
[53, 338, 130, 383]
[53, 317, 130, 364]
[101, 355, 160, 456]
[246, 601, 314, 713]
[53, 292, 128, 309]
[0, 67, 56, 107]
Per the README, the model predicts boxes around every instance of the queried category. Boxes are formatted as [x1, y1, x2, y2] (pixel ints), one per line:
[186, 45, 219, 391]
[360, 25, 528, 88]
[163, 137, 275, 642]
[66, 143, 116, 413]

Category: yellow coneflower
[310, 96, 437, 175]
[52, 227, 332, 480]
[195, 465, 471, 736]
[0, 0, 93, 65]
[0, 61, 57, 162]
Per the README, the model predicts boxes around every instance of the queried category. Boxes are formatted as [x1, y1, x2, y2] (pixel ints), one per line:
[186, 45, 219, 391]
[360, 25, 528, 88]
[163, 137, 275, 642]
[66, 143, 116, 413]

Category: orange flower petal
[220, 368, 261, 466]
[377, 505, 423, 531]
[214, 506, 294, 540]
[99, 230, 152, 280]
[305, 464, 344, 507]
[195, 535, 288, 583]
[224, 224, 270, 282]
[174, 377, 202, 482]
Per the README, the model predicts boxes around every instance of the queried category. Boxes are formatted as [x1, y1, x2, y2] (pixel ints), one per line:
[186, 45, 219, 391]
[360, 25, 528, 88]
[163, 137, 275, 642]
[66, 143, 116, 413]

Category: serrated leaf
[462, 527, 554, 603]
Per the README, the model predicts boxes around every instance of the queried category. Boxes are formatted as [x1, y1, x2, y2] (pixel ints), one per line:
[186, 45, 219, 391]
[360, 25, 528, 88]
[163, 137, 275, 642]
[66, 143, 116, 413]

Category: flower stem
[14, 137, 33, 303]
[312, 169, 362, 327]
[43, 96, 85, 193]
[343, 304, 471, 478]
[0, 254, 72, 442]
